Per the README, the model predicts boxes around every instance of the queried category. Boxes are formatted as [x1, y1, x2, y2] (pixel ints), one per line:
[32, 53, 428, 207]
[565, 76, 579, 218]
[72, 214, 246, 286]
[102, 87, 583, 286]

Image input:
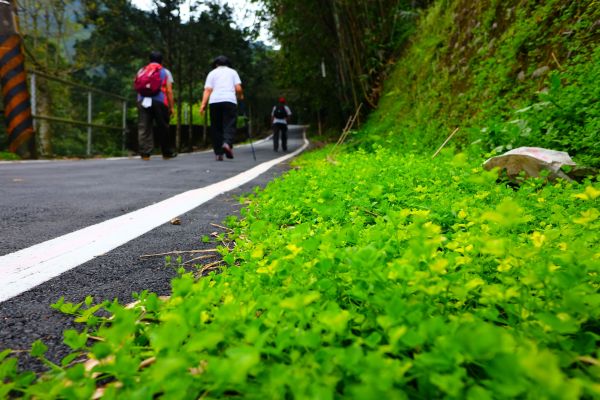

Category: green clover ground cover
[2, 146, 599, 399]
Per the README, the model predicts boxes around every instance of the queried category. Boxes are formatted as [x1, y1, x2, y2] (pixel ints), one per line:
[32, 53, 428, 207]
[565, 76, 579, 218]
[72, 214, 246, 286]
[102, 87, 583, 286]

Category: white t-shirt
[204, 66, 242, 104]
[271, 105, 292, 125]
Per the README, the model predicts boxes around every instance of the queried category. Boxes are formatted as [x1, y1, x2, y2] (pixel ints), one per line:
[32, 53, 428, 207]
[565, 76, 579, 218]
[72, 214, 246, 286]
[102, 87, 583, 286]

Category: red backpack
[134, 63, 163, 97]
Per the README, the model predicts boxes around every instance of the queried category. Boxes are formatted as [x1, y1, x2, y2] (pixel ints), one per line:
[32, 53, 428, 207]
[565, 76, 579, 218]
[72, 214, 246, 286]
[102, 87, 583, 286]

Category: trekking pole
[248, 122, 257, 161]
[240, 101, 256, 161]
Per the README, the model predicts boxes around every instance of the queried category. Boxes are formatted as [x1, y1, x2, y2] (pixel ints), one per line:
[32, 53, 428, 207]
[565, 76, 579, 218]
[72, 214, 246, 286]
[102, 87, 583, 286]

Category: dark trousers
[209, 102, 237, 155]
[273, 123, 288, 151]
[137, 100, 174, 156]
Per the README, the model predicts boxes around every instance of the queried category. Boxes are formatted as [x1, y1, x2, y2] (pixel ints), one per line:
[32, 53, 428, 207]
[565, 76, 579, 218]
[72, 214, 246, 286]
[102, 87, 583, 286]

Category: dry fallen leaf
[170, 217, 181, 225]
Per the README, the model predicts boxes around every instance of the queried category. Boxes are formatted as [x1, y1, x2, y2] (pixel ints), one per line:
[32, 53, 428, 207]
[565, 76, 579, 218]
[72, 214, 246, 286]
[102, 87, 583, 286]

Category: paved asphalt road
[0, 126, 307, 372]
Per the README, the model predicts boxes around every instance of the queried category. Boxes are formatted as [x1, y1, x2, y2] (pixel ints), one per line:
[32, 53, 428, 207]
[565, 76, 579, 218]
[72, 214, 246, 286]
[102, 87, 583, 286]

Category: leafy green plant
[0, 151, 20, 161]
[3, 144, 598, 398]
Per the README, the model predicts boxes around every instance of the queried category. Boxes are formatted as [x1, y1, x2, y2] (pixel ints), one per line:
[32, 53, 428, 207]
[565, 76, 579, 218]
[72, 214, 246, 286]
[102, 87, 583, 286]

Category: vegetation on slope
[361, 0, 600, 167]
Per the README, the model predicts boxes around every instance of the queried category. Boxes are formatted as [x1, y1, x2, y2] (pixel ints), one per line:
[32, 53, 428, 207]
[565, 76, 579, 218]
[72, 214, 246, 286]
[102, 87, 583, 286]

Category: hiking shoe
[216, 154, 224, 161]
[162, 153, 178, 160]
[222, 143, 234, 159]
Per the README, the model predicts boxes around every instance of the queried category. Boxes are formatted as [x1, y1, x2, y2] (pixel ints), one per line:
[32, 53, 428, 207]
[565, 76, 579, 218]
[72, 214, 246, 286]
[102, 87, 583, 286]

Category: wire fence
[28, 70, 129, 157]
[0, 70, 268, 158]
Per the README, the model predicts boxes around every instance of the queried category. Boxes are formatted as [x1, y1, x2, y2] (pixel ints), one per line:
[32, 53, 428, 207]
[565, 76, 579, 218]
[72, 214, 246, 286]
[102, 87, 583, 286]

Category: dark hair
[149, 51, 163, 64]
[212, 55, 231, 68]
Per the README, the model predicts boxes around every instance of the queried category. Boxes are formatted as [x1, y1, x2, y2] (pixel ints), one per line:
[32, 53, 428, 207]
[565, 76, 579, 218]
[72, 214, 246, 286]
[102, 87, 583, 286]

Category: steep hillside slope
[362, 0, 599, 167]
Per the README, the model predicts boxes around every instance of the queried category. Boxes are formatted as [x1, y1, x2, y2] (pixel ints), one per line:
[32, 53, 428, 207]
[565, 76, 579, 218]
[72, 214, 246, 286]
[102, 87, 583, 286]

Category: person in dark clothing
[199, 55, 244, 161]
[271, 97, 292, 152]
[135, 51, 176, 160]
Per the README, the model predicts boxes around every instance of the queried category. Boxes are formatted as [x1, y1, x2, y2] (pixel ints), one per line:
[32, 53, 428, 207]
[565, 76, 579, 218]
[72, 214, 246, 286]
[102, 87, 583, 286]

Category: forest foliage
[258, 0, 432, 130]
[2, 0, 279, 158]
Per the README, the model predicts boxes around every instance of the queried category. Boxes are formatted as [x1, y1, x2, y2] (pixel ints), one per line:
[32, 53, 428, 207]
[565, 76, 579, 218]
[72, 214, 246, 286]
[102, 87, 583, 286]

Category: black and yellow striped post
[0, 1, 34, 152]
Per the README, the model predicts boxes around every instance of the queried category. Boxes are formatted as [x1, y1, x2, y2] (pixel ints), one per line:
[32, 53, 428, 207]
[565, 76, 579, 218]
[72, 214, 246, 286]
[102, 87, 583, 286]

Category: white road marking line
[0, 132, 308, 303]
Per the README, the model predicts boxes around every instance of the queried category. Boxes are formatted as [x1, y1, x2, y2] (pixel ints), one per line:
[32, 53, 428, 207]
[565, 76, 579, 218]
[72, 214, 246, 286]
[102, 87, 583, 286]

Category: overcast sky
[129, 0, 272, 44]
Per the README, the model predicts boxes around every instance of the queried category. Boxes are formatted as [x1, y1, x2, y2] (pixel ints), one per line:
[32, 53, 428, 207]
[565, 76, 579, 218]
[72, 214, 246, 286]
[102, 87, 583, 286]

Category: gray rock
[531, 66, 550, 79]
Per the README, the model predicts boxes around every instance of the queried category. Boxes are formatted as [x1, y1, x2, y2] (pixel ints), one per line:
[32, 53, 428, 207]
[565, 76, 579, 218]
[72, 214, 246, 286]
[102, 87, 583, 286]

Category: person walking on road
[134, 51, 176, 160]
[271, 97, 292, 152]
[199, 55, 244, 161]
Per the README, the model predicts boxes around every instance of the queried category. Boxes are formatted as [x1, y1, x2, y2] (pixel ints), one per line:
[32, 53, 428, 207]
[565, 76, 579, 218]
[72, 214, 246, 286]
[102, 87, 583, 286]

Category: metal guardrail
[28, 69, 128, 156]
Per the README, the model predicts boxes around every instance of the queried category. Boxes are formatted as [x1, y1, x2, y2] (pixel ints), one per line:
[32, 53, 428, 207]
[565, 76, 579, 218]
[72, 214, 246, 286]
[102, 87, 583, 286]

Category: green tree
[6, 0, 279, 156]
[258, 0, 430, 133]
[17, 0, 87, 156]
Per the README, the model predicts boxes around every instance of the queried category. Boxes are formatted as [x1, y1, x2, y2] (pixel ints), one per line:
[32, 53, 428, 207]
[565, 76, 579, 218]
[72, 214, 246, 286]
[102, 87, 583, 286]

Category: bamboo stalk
[432, 127, 460, 158]
[551, 52, 562, 69]
[331, 102, 363, 155]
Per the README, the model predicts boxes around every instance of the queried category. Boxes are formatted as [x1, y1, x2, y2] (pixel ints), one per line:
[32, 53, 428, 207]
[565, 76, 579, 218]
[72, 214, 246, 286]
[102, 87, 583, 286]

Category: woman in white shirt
[200, 56, 244, 161]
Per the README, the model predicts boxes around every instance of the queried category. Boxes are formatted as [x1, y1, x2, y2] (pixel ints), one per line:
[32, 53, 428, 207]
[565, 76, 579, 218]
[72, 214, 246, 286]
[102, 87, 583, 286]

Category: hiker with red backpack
[199, 55, 244, 161]
[271, 97, 292, 152]
[134, 51, 176, 160]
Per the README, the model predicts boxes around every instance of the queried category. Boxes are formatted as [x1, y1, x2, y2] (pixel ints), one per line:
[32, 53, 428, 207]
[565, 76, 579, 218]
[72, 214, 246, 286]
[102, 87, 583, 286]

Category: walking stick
[239, 101, 256, 161]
